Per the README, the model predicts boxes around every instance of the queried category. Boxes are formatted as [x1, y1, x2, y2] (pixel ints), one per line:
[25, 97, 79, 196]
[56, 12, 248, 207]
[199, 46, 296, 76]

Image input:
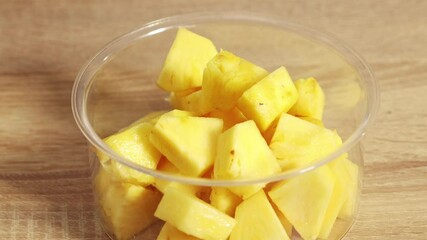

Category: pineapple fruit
[155, 188, 236, 240]
[157, 28, 217, 91]
[214, 120, 281, 199]
[157, 223, 201, 240]
[94, 28, 361, 240]
[237, 67, 298, 132]
[269, 113, 342, 170]
[150, 110, 223, 176]
[269, 166, 335, 240]
[95, 168, 162, 240]
[202, 50, 268, 111]
[230, 190, 290, 240]
[288, 77, 325, 120]
[210, 187, 242, 216]
[96, 121, 161, 186]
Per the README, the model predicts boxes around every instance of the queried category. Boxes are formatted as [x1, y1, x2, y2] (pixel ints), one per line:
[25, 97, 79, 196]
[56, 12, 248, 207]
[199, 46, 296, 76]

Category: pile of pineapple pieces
[95, 28, 359, 240]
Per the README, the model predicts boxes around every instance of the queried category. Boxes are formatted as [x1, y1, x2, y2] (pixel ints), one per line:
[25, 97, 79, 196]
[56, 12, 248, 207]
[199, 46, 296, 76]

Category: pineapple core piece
[157, 223, 201, 240]
[150, 110, 223, 176]
[230, 190, 290, 240]
[288, 77, 325, 120]
[210, 187, 242, 217]
[157, 28, 217, 91]
[214, 120, 281, 199]
[97, 122, 161, 186]
[202, 50, 268, 111]
[95, 168, 162, 240]
[268, 166, 335, 240]
[269, 113, 342, 171]
[155, 188, 236, 240]
[237, 66, 298, 132]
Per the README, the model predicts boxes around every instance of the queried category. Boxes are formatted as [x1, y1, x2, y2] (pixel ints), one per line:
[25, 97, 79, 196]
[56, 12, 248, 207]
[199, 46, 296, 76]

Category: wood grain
[1, 0, 426, 239]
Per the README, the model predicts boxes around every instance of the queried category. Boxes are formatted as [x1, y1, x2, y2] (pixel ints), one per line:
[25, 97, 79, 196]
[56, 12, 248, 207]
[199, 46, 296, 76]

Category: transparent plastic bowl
[72, 12, 379, 240]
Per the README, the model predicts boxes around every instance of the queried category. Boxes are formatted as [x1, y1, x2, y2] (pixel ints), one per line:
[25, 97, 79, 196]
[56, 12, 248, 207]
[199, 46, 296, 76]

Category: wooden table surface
[1, 1, 426, 239]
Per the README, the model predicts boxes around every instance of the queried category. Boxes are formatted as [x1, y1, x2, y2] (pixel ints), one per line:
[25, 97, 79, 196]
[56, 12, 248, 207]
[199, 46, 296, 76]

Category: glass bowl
[72, 12, 379, 240]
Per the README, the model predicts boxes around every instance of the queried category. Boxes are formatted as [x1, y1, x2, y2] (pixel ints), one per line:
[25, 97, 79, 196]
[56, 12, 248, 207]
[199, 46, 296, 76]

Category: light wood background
[1, 1, 426, 239]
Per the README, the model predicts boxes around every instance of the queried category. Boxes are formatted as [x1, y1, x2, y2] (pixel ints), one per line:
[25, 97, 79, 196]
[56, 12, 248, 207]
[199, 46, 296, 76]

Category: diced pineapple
[270, 199, 293, 237]
[153, 158, 202, 195]
[338, 159, 359, 219]
[206, 108, 247, 131]
[95, 168, 162, 240]
[288, 77, 325, 120]
[157, 223, 201, 240]
[96, 122, 162, 186]
[269, 113, 341, 171]
[150, 110, 223, 176]
[214, 120, 280, 199]
[155, 188, 236, 240]
[237, 67, 298, 131]
[298, 116, 324, 127]
[268, 166, 335, 240]
[157, 28, 218, 91]
[202, 50, 268, 111]
[210, 187, 242, 216]
[170, 90, 210, 116]
[230, 190, 290, 240]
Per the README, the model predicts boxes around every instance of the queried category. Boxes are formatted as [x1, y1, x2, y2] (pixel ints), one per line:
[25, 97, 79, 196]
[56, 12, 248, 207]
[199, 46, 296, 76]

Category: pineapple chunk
[153, 158, 202, 195]
[206, 108, 247, 131]
[155, 188, 236, 240]
[157, 28, 217, 91]
[288, 77, 325, 120]
[97, 122, 161, 186]
[157, 223, 201, 240]
[170, 90, 210, 116]
[214, 120, 281, 199]
[270, 199, 293, 237]
[95, 168, 162, 240]
[210, 187, 242, 216]
[150, 110, 223, 176]
[269, 113, 341, 171]
[298, 116, 324, 127]
[338, 159, 359, 219]
[202, 50, 268, 111]
[268, 166, 335, 240]
[237, 67, 298, 131]
[230, 190, 290, 240]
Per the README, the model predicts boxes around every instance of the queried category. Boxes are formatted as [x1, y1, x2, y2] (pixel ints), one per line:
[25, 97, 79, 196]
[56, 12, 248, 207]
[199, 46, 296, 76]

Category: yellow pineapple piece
[270, 199, 293, 237]
[214, 120, 280, 199]
[237, 67, 298, 131]
[95, 168, 162, 240]
[298, 116, 324, 127]
[96, 122, 162, 186]
[288, 77, 325, 120]
[338, 158, 359, 219]
[157, 223, 201, 240]
[170, 90, 210, 116]
[153, 158, 202, 195]
[206, 108, 247, 131]
[157, 28, 217, 91]
[269, 113, 341, 171]
[202, 50, 268, 111]
[150, 110, 222, 176]
[268, 166, 335, 240]
[210, 187, 242, 216]
[155, 188, 236, 240]
[230, 190, 290, 240]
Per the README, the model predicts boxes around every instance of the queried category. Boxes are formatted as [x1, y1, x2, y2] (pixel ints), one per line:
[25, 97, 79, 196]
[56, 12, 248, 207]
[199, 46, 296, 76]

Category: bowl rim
[71, 11, 380, 186]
